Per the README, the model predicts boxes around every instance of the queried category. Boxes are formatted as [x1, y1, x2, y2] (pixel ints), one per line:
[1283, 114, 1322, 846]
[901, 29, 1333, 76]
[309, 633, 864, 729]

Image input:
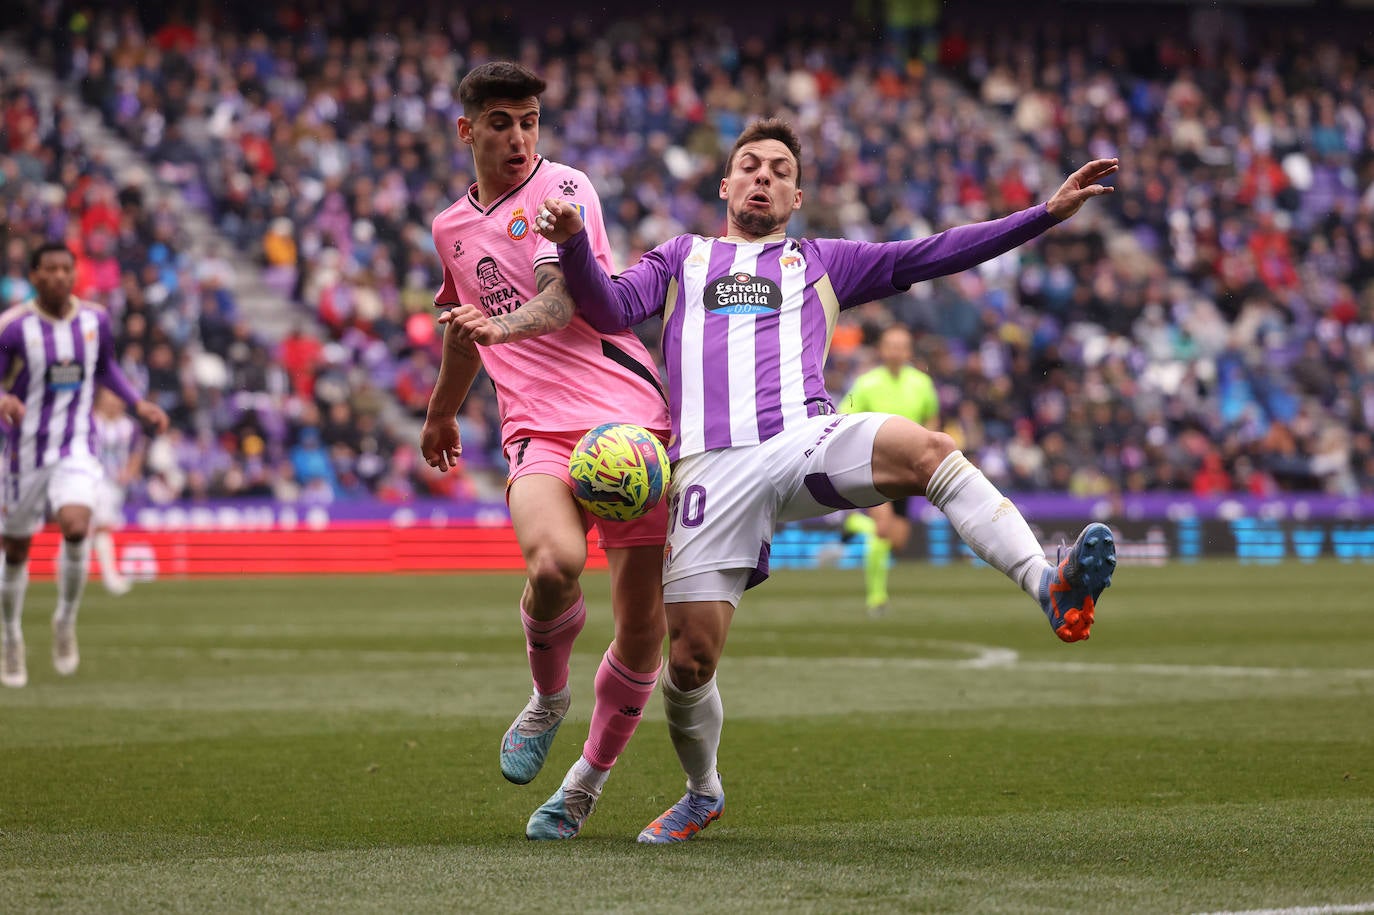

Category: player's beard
[730, 204, 784, 238]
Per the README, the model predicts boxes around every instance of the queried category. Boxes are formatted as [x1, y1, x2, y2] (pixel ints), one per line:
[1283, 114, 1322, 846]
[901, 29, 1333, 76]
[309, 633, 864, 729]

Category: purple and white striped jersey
[0, 298, 142, 477]
[95, 412, 139, 481]
[558, 203, 1061, 460]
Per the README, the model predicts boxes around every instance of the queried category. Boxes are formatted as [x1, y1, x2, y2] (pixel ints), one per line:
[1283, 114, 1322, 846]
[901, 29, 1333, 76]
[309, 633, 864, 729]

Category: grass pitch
[1, 560, 1372, 913]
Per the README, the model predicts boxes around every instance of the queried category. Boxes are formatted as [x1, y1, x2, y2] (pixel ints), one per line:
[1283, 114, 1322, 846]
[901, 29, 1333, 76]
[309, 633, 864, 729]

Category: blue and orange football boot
[1039, 522, 1117, 642]
[636, 785, 724, 844]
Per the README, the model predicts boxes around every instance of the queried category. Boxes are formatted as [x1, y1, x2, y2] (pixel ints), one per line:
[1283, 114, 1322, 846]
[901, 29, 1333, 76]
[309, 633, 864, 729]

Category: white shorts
[662, 412, 890, 605]
[93, 477, 127, 529]
[3, 453, 103, 538]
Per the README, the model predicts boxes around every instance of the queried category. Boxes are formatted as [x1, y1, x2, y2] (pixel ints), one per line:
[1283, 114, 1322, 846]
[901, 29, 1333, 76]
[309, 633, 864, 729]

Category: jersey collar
[719, 232, 789, 244]
[465, 156, 545, 215]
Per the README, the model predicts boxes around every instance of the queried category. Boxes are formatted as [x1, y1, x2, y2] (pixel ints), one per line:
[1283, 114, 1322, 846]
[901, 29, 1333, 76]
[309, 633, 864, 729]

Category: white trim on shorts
[663, 567, 751, 607]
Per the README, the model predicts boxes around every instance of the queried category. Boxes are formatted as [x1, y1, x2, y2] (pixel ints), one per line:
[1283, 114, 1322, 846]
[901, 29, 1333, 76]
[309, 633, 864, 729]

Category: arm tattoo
[490, 264, 576, 342]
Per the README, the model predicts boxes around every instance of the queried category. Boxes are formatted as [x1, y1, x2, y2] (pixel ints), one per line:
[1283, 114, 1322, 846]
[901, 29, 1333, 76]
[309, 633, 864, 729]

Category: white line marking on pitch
[1194, 903, 1374, 915]
[111, 643, 1374, 680]
[740, 648, 1374, 680]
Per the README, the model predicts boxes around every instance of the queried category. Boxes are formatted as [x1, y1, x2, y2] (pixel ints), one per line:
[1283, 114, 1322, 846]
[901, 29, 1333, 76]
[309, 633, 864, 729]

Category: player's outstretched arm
[820, 158, 1120, 307]
[420, 319, 483, 472]
[438, 264, 575, 345]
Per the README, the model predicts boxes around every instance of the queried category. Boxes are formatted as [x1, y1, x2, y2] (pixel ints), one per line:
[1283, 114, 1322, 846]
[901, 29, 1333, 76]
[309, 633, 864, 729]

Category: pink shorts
[504, 429, 669, 549]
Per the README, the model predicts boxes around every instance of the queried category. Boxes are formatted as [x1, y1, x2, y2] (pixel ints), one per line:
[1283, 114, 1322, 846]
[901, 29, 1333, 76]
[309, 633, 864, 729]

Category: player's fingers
[1080, 160, 1119, 184]
[1077, 157, 1118, 177]
[1077, 184, 1114, 199]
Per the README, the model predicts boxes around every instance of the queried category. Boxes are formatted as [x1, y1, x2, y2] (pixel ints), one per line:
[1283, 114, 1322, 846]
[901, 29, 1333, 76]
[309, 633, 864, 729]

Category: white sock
[55, 539, 90, 626]
[2, 562, 27, 640]
[536, 684, 571, 712]
[661, 671, 724, 798]
[566, 755, 611, 795]
[925, 451, 1051, 600]
[93, 531, 125, 587]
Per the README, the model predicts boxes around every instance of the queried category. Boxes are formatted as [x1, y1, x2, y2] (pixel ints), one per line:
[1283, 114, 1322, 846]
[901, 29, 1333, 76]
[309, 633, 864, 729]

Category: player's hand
[1046, 158, 1118, 220]
[420, 416, 462, 472]
[134, 399, 169, 435]
[532, 197, 584, 244]
[0, 393, 24, 425]
[439, 304, 506, 346]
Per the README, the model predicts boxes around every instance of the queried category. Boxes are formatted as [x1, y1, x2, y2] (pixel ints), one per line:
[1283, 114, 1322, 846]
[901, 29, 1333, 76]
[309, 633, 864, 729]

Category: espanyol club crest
[507, 208, 529, 240]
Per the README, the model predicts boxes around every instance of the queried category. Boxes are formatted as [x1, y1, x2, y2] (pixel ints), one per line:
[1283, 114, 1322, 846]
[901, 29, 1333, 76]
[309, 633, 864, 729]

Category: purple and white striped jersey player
[95, 412, 138, 482]
[557, 203, 1061, 461]
[0, 298, 142, 484]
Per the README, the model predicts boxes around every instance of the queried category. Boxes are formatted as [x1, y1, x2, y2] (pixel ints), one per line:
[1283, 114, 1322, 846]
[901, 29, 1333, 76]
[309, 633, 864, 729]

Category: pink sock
[582, 647, 660, 771]
[521, 597, 587, 695]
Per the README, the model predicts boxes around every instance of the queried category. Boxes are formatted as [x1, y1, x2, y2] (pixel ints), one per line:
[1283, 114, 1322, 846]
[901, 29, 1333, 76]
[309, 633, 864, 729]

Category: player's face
[96, 389, 123, 417]
[458, 98, 541, 192]
[29, 250, 75, 309]
[720, 139, 802, 240]
[878, 328, 912, 369]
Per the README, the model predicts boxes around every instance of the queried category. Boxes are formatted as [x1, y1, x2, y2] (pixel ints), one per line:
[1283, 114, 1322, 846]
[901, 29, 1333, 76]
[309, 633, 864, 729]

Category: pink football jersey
[432, 157, 668, 446]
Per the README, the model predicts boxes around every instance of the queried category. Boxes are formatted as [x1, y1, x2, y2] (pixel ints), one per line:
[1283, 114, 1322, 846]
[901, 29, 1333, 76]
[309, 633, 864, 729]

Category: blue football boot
[499, 691, 568, 785]
[1039, 522, 1117, 642]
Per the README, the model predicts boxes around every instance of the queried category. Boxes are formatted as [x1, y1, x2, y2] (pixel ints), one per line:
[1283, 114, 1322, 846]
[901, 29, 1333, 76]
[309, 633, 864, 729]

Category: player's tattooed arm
[484, 263, 575, 342]
[450, 267, 574, 348]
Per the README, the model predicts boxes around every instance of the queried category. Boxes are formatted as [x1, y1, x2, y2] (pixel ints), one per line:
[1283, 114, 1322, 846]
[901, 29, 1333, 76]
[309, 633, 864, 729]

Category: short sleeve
[534, 167, 613, 274]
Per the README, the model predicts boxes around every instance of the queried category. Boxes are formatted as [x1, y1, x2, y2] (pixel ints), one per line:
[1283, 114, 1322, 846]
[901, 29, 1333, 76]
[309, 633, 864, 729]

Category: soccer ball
[568, 423, 670, 522]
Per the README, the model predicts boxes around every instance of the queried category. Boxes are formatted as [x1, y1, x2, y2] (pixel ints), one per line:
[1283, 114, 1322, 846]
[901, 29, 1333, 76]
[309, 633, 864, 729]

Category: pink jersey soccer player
[420, 61, 669, 840]
[0, 242, 169, 689]
[531, 119, 1120, 842]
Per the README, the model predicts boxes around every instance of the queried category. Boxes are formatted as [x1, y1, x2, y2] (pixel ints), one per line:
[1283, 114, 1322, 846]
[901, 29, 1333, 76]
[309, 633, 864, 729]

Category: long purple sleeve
[814, 203, 1062, 308]
[93, 310, 142, 407]
[557, 229, 681, 332]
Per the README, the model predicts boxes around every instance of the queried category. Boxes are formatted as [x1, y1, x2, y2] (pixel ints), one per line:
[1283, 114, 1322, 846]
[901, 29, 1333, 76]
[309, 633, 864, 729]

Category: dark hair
[726, 118, 803, 186]
[29, 241, 74, 271]
[458, 62, 547, 117]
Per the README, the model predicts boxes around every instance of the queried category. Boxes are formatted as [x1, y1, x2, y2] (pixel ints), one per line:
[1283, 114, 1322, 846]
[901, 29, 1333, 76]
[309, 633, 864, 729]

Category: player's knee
[524, 550, 581, 602]
[61, 524, 91, 543]
[4, 540, 31, 566]
[908, 429, 956, 488]
[667, 641, 719, 691]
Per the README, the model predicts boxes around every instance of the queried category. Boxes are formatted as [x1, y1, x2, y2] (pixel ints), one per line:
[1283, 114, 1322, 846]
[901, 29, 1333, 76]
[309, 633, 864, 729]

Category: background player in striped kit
[92, 388, 144, 597]
[530, 118, 1119, 842]
[0, 242, 168, 688]
[420, 62, 669, 839]
[837, 324, 939, 617]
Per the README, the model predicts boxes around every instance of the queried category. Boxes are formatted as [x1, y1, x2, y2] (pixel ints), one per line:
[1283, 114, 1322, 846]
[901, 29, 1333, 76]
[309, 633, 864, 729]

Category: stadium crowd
[6, 1, 1373, 502]
[0, 43, 476, 505]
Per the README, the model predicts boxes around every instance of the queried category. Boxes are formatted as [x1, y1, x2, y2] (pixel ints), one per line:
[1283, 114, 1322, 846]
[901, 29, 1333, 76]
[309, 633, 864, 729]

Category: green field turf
[2, 560, 1372, 914]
